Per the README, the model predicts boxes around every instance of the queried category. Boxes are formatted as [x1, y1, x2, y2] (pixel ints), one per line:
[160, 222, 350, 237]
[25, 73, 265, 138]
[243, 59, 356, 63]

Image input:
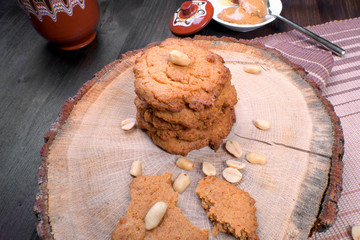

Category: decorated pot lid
[170, 1, 214, 35]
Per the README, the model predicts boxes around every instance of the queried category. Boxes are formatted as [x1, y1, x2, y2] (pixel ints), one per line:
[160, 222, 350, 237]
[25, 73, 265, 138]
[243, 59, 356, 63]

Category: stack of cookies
[134, 38, 238, 156]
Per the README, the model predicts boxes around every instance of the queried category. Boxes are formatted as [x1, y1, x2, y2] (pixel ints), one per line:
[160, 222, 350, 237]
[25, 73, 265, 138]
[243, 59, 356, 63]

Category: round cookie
[137, 107, 236, 156]
[134, 38, 232, 112]
[135, 81, 238, 129]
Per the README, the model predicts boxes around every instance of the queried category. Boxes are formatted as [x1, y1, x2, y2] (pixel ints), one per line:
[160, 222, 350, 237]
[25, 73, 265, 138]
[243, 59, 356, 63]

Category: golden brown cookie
[196, 177, 259, 240]
[137, 106, 235, 156]
[135, 81, 238, 130]
[134, 38, 231, 112]
[136, 105, 235, 141]
[111, 173, 209, 240]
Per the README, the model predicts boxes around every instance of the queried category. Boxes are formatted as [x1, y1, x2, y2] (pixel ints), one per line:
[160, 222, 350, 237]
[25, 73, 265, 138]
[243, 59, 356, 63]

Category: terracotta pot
[19, 0, 100, 50]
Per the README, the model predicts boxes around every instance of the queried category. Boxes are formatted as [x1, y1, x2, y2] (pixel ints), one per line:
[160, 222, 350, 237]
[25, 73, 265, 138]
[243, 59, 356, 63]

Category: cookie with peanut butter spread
[111, 173, 209, 240]
[196, 176, 259, 240]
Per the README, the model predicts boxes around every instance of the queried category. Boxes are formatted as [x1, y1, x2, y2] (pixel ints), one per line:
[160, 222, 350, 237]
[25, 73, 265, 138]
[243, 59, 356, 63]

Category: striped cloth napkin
[252, 17, 360, 239]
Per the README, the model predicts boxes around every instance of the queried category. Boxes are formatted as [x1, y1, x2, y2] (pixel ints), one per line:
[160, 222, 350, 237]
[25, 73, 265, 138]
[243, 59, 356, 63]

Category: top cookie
[134, 38, 231, 112]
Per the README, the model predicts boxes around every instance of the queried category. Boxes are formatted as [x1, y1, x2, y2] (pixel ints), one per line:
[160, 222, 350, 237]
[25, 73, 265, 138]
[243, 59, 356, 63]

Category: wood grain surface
[35, 38, 343, 239]
[0, 0, 357, 239]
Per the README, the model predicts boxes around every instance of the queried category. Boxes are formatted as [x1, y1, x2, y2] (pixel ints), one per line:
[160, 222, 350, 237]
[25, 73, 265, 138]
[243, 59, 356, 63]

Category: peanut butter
[218, 0, 267, 25]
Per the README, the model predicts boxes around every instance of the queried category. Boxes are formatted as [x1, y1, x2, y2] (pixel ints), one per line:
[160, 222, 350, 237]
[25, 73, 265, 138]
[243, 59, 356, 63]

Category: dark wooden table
[0, 0, 359, 239]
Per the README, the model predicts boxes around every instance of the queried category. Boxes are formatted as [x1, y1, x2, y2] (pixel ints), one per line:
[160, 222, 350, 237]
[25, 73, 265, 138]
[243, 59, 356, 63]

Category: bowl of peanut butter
[209, 0, 282, 32]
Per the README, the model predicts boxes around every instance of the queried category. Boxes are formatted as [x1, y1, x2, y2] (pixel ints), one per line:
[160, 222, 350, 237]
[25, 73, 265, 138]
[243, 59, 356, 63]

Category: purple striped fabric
[252, 17, 360, 239]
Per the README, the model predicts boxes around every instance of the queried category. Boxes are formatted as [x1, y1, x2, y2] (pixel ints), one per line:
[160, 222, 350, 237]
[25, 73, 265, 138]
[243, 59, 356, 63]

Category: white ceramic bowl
[209, 0, 283, 32]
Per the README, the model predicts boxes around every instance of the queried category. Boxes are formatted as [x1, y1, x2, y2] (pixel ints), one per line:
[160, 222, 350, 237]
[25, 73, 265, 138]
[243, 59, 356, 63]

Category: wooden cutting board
[34, 36, 344, 240]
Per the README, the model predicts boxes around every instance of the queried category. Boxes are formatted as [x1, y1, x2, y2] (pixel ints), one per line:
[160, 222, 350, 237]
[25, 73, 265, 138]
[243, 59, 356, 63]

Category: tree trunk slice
[34, 36, 344, 240]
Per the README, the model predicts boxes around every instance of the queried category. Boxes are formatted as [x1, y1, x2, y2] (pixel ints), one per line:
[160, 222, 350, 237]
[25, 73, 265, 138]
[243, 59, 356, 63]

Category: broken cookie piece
[196, 176, 259, 240]
[111, 173, 209, 240]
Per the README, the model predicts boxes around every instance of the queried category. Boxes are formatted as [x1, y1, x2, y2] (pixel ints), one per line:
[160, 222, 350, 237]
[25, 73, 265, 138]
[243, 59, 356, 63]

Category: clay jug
[19, 0, 100, 50]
